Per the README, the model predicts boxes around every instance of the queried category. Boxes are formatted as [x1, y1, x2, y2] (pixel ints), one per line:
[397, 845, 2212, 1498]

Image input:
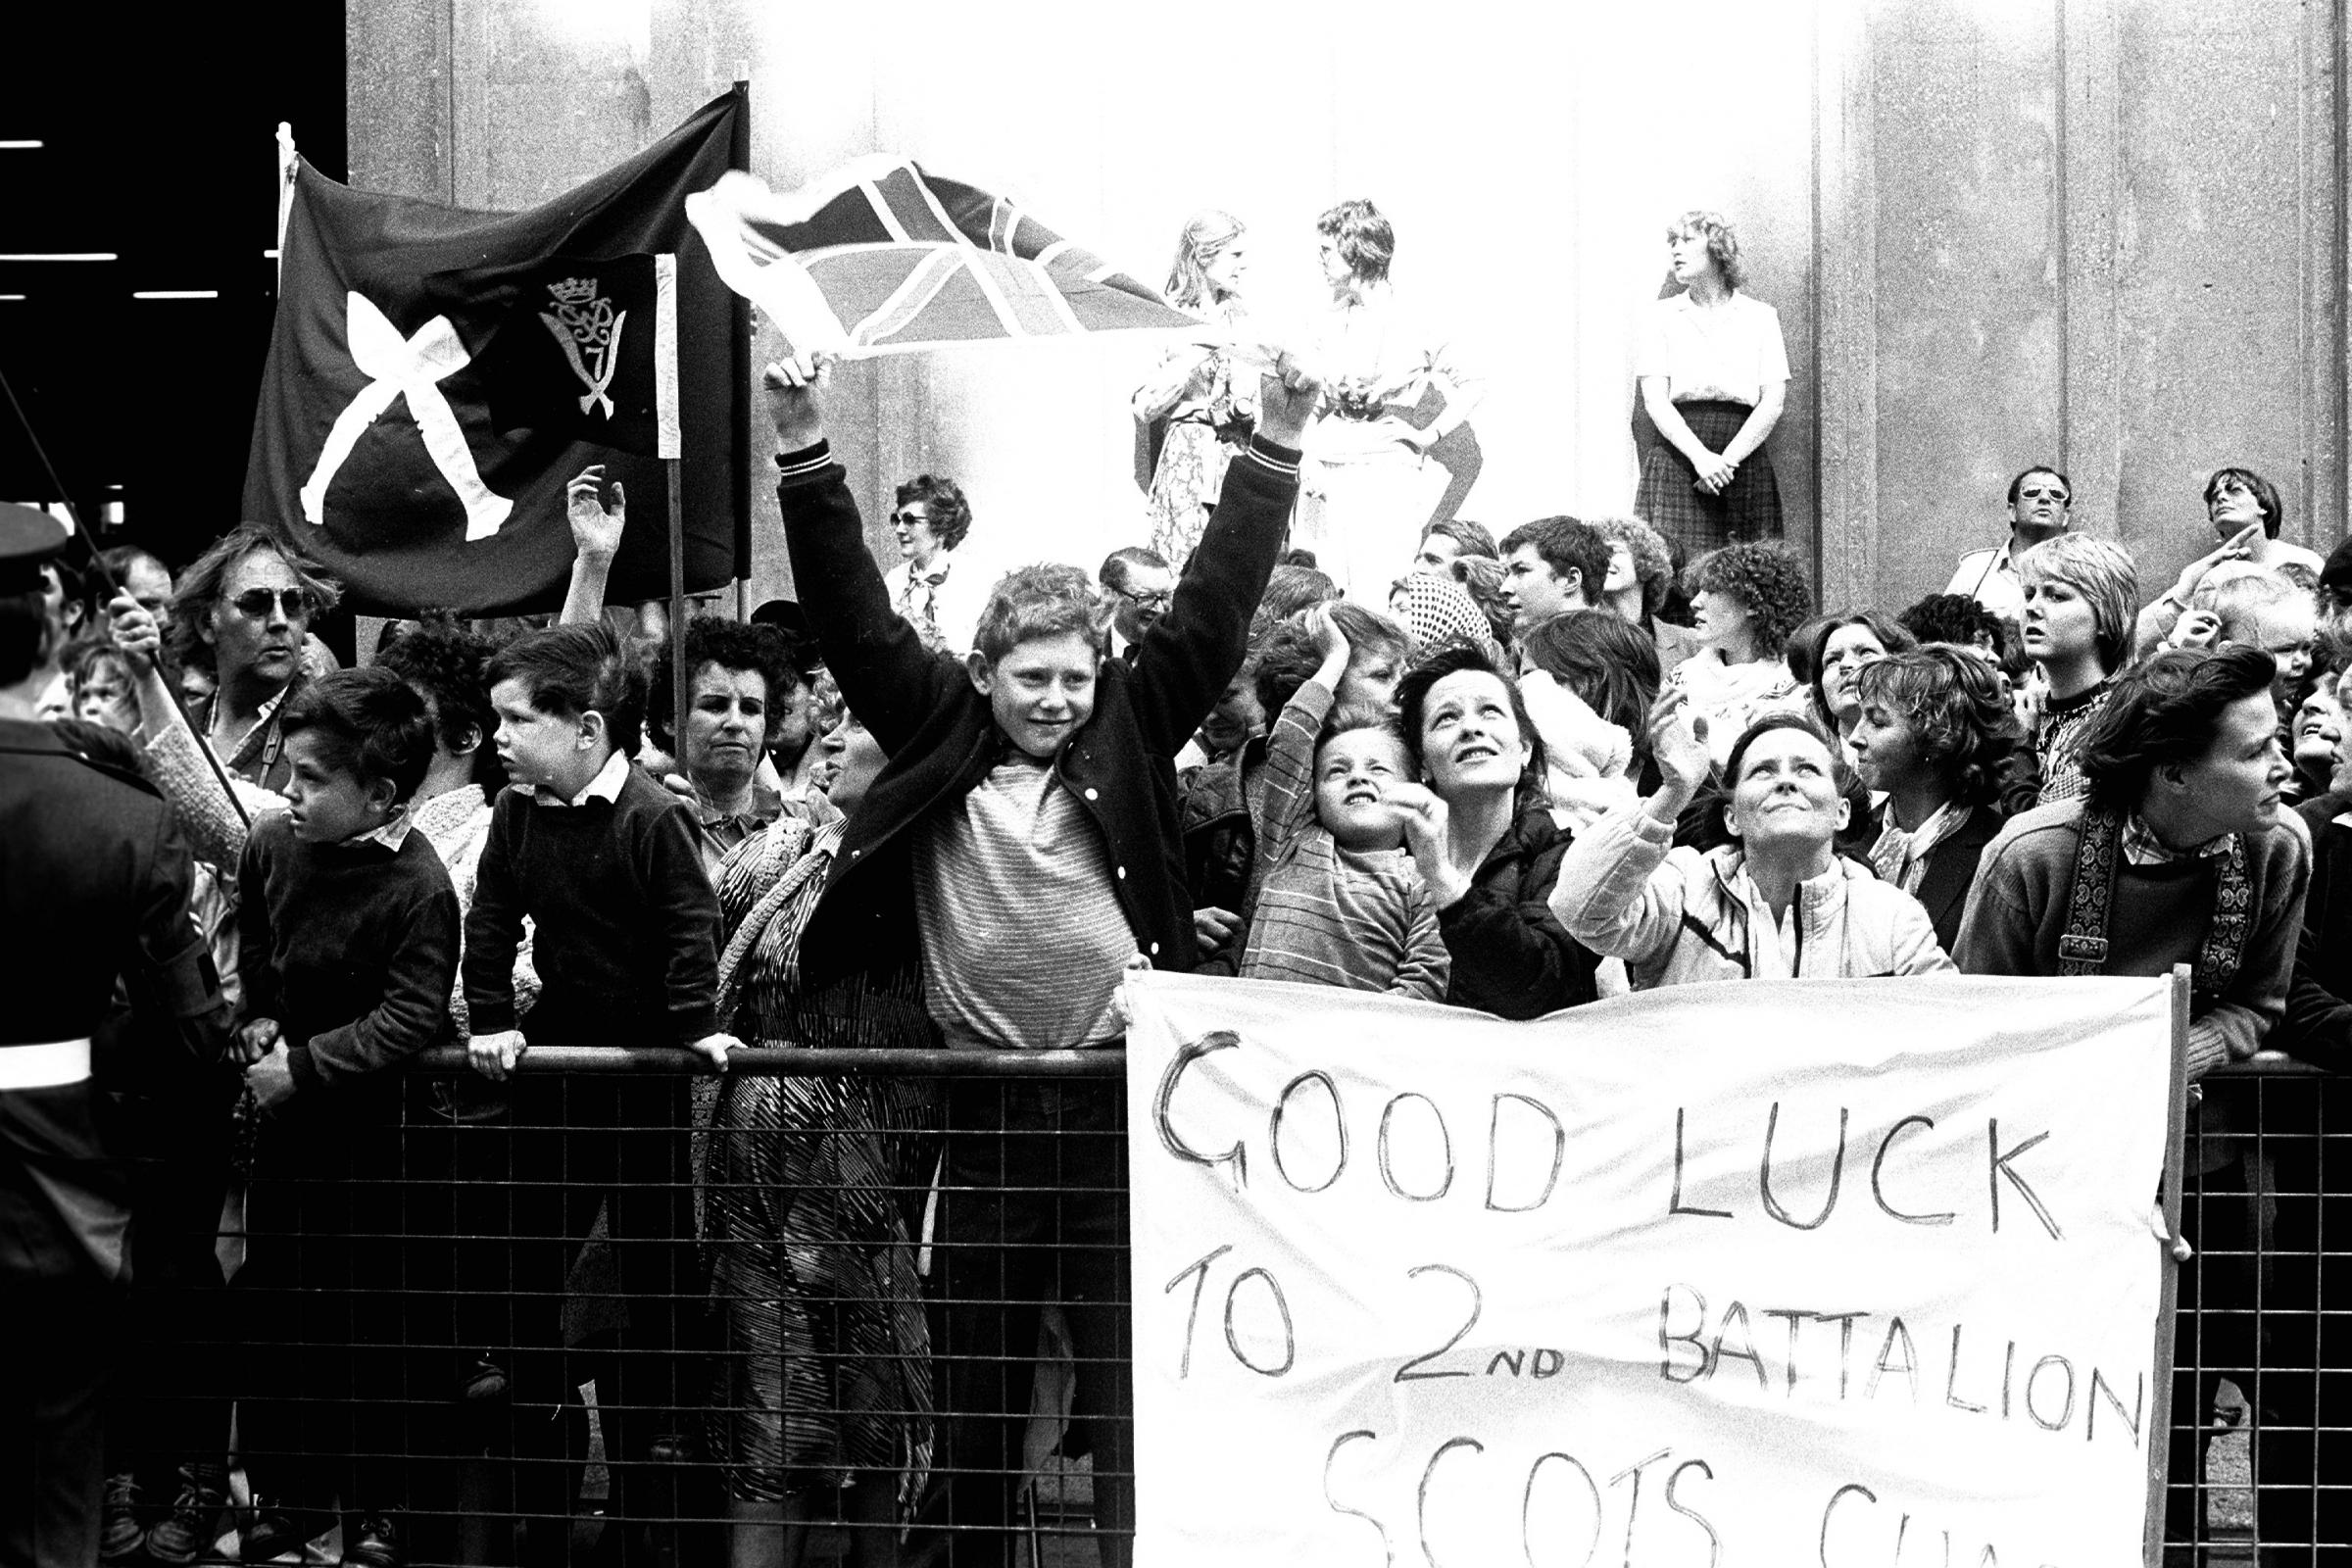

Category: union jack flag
[687, 158, 1195, 354]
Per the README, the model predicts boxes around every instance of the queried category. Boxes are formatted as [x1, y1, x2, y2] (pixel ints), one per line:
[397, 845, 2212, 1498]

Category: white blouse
[1635, 291, 1791, 408]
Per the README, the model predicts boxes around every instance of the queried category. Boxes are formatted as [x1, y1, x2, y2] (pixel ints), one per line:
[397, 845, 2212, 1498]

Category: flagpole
[666, 461, 689, 759]
[729, 72, 752, 623]
[275, 122, 297, 288]
[656, 251, 689, 762]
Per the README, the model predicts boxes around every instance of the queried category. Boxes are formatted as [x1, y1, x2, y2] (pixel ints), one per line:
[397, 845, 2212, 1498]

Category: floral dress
[700, 817, 939, 1510]
[1134, 300, 1257, 565]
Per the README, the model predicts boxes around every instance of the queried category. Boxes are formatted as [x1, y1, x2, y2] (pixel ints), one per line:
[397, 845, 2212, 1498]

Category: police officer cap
[0, 502, 71, 598]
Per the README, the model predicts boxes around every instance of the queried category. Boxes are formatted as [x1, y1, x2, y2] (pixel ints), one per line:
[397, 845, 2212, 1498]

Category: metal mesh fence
[96, 1049, 2349, 1567]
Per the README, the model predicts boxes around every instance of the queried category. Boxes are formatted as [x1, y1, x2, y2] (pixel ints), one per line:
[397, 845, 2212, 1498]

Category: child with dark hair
[231, 667, 461, 1568]
[1176, 604, 1409, 973]
[1241, 606, 1447, 999]
[1896, 591, 2009, 661]
[464, 620, 738, 1553]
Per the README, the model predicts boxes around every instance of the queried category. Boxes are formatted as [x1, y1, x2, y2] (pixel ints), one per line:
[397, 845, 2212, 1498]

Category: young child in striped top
[1240, 606, 1449, 999]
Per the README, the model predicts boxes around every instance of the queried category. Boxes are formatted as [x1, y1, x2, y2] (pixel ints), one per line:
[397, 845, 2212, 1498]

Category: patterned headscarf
[1398, 573, 1497, 657]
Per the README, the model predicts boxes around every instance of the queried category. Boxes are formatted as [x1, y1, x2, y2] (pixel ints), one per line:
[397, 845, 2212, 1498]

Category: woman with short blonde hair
[2017, 533, 2138, 803]
[1635, 211, 1791, 563]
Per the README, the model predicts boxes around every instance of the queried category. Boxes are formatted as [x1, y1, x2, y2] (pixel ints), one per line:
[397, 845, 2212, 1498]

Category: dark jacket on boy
[238, 809, 460, 1095]
[775, 432, 1302, 1003]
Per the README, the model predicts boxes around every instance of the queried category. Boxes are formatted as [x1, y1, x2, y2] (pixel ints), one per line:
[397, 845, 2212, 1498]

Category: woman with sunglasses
[880, 475, 984, 655]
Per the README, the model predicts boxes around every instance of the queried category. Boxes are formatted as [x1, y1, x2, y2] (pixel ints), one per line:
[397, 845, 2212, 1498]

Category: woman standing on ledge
[1635, 210, 1790, 564]
[1294, 197, 1483, 599]
[1133, 210, 1258, 567]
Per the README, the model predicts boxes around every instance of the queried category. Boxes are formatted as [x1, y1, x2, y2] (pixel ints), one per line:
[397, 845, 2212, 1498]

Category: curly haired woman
[1666, 540, 1813, 767]
[1846, 646, 2036, 950]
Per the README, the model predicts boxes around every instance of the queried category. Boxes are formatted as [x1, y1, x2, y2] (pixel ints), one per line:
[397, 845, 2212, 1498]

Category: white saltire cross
[298, 292, 514, 542]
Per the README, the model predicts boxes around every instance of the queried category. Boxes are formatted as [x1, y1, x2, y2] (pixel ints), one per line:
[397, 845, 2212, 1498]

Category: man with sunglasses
[1945, 464, 2073, 624]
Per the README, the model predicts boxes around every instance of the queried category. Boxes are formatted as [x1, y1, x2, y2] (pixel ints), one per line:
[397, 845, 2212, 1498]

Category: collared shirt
[348, 808, 415, 853]
[883, 552, 987, 655]
[690, 780, 789, 877]
[2122, 813, 2233, 867]
[1635, 290, 1791, 407]
[1945, 544, 2028, 621]
[516, 749, 631, 808]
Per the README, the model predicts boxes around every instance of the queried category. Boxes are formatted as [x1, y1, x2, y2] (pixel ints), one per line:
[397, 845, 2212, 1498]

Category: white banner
[1124, 972, 2178, 1568]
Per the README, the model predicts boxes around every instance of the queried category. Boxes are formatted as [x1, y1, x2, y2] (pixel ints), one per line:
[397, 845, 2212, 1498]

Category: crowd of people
[7, 200, 2352, 1568]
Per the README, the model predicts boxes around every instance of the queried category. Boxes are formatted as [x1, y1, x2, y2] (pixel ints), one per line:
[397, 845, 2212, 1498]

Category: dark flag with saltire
[243, 89, 746, 615]
[686, 158, 1197, 355]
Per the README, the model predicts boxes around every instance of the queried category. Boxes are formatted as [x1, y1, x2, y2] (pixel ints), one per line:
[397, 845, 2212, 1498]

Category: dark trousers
[927, 1079, 1131, 1568]
[458, 1073, 697, 1549]
[234, 1094, 413, 1521]
[100, 1071, 239, 1489]
[0, 1275, 117, 1568]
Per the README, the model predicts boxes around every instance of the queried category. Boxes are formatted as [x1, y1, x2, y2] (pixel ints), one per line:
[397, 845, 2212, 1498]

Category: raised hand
[108, 592, 163, 678]
[1253, 351, 1326, 449]
[1381, 780, 1470, 908]
[1646, 692, 1713, 802]
[566, 465, 626, 564]
[762, 355, 834, 450]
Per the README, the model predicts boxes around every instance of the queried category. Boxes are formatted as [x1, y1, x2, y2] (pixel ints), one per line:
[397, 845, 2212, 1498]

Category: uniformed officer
[0, 504, 232, 1568]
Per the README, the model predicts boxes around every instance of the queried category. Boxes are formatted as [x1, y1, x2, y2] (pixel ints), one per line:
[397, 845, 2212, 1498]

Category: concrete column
[2059, 0, 2122, 541]
[1813, 0, 1878, 614]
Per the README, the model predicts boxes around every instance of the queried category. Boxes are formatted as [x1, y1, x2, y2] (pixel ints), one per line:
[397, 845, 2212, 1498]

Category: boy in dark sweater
[461, 623, 736, 1555]
[762, 348, 1316, 1567]
[231, 668, 459, 1568]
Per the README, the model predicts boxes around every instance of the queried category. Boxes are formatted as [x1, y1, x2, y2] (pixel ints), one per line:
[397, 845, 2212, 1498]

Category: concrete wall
[346, 0, 2346, 616]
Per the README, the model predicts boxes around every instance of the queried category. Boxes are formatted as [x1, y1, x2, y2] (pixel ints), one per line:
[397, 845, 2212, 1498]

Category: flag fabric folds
[244, 90, 745, 615]
[686, 157, 1197, 355]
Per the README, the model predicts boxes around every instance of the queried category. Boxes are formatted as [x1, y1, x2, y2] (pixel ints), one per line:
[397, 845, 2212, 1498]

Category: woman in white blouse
[1295, 198, 1484, 600]
[1635, 211, 1790, 564]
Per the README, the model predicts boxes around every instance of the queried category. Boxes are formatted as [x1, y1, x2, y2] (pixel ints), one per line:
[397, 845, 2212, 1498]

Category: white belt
[0, 1038, 92, 1089]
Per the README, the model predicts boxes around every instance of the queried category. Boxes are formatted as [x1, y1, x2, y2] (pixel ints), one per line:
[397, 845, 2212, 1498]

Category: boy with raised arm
[763, 349, 1315, 1566]
[1240, 604, 1446, 999]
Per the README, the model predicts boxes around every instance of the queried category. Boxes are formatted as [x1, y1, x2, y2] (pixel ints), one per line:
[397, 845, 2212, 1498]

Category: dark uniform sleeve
[123, 798, 232, 1065]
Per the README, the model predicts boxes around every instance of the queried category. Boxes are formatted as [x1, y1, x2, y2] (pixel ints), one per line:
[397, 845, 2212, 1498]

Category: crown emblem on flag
[538, 276, 625, 419]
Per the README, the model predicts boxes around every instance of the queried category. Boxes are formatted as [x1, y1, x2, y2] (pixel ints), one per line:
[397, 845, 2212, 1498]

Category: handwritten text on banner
[1123, 973, 2175, 1567]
